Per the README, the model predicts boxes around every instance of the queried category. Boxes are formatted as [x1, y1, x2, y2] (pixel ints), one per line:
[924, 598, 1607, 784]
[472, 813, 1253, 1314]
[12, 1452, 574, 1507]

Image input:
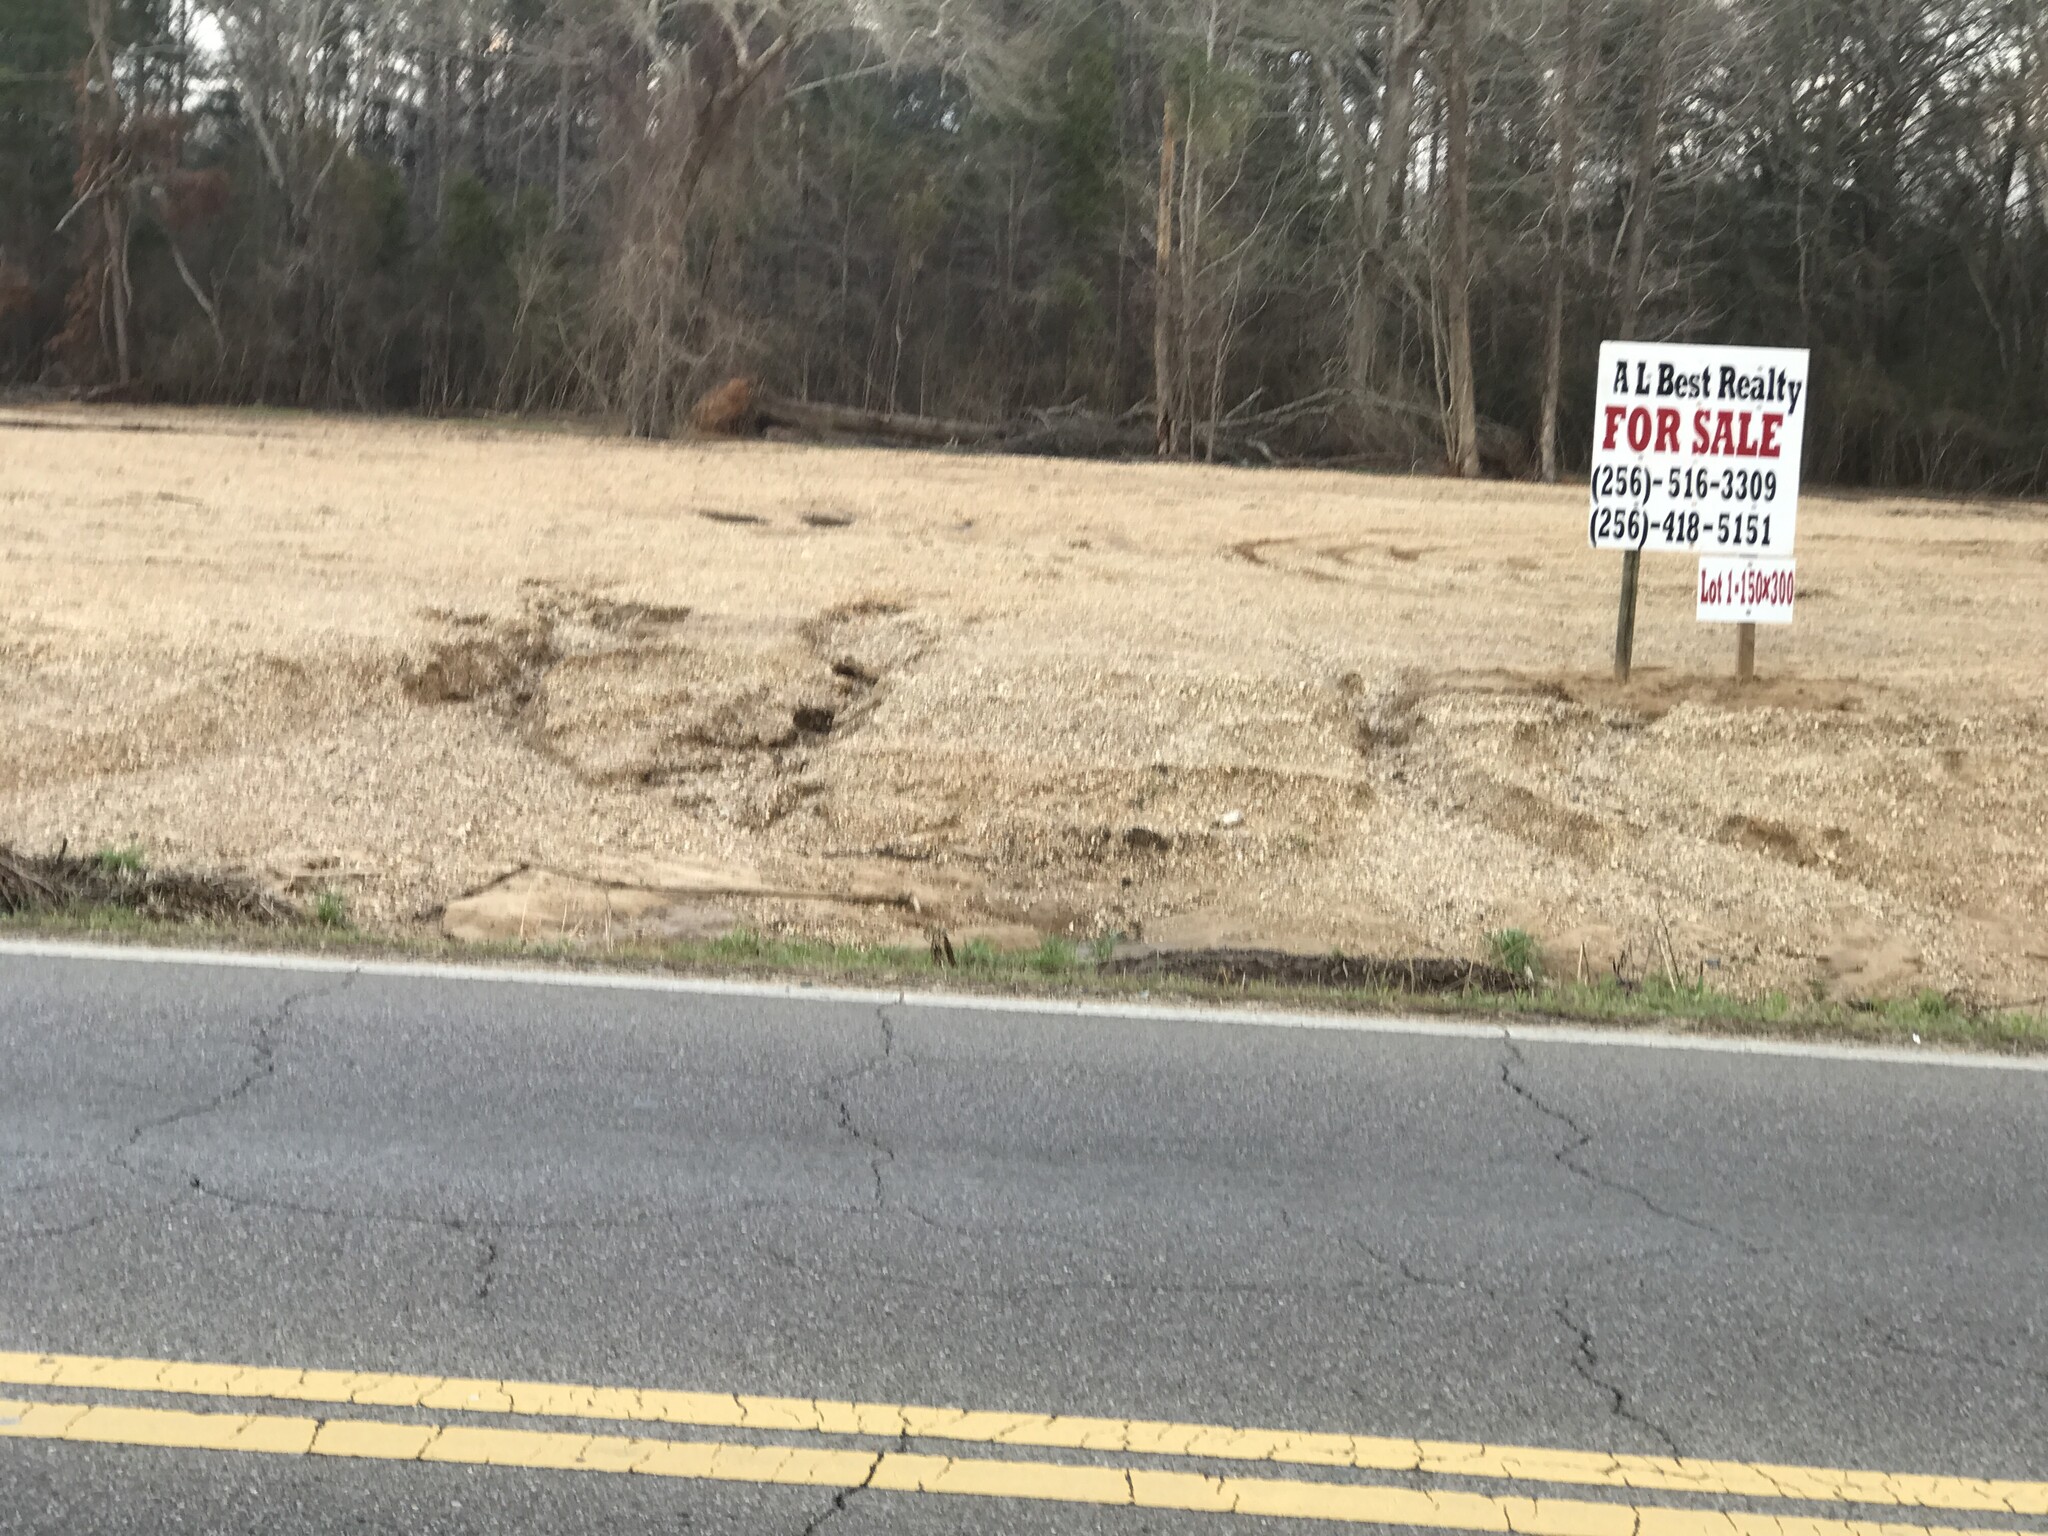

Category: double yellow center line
[2, 1351, 2041, 1532]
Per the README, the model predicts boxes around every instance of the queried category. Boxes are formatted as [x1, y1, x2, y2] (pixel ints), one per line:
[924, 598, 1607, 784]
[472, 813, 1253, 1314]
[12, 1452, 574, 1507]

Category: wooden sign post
[1614, 550, 1642, 683]
[1589, 341, 1809, 684]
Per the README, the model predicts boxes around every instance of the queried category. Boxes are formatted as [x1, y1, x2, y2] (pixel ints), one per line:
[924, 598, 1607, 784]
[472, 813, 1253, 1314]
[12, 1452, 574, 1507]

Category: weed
[1487, 928, 1540, 980]
[92, 844, 146, 875]
[702, 929, 927, 974]
[1027, 936, 1078, 975]
[1090, 932, 1118, 964]
[313, 889, 351, 929]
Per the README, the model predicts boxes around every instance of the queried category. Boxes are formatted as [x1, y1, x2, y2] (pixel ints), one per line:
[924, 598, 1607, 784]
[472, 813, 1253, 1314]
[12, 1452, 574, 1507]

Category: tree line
[2, 0, 2043, 491]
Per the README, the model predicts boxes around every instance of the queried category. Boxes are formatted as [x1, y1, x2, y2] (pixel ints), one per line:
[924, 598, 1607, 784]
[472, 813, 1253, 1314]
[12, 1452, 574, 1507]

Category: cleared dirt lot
[3, 406, 2045, 1002]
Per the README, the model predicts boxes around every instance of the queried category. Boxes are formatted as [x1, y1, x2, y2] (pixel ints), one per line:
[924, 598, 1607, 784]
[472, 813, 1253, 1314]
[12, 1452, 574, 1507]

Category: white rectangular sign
[1697, 557, 1795, 624]
[1589, 341, 1808, 557]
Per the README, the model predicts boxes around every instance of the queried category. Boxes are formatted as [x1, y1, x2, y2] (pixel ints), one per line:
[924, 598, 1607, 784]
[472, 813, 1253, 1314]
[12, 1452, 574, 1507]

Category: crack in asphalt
[815, 1002, 899, 1215]
[1340, 1233, 1695, 1463]
[1498, 1036, 1763, 1256]
[0, 1209, 132, 1245]
[80, 974, 874, 1242]
[794, 1428, 896, 1536]
[85, 970, 522, 1307]
[1495, 1037, 1719, 1457]
[1363, 1242, 1506, 1303]
[165, 1178, 805, 1235]
[1869, 1315, 2048, 1387]
[1556, 1297, 1682, 1457]
[4, 979, 347, 1248]
[465, 1227, 499, 1306]
[114, 970, 363, 1167]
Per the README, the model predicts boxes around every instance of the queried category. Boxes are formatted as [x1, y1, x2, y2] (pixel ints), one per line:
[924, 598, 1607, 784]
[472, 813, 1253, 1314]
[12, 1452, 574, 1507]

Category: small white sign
[1697, 557, 1795, 624]
[1589, 341, 1808, 557]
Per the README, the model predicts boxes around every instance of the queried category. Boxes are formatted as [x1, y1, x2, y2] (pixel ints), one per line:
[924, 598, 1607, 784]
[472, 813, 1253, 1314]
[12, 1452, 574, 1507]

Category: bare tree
[1537, 0, 1595, 480]
[1437, 0, 1478, 476]
[1614, 0, 1676, 340]
[59, 0, 133, 385]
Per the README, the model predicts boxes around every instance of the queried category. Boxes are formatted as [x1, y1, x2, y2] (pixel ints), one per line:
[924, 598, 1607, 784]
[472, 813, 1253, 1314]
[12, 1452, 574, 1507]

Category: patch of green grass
[956, 938, 1001, 971]
[92, 844, 147, 875]
[1487, 928, 1540, 979]
[1025, 935, 1079, 975]
[703, 929, 927, 973]
[313, 890, 351, 929]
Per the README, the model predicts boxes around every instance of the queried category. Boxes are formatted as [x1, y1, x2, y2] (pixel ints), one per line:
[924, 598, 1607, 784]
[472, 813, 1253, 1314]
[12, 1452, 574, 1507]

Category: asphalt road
[1, 944, 2044, 1534]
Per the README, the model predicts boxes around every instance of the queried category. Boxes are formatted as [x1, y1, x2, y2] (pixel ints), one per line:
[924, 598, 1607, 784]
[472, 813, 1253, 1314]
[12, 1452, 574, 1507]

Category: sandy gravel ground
[2, 406, 2044, 1003]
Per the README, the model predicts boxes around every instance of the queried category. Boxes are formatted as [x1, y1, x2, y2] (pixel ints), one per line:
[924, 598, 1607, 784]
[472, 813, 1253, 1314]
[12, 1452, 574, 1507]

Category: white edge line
[0, 937, 2039, 1072]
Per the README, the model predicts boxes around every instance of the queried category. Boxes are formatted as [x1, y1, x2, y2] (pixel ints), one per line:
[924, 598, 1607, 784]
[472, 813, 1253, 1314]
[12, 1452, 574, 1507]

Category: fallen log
[753, 391, 1002, 447]
[683, 377, 1501, 471]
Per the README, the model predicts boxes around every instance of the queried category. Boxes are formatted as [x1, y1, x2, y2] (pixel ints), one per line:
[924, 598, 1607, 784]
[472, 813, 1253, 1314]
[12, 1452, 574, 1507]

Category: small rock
[1216, 810, 1245, 829]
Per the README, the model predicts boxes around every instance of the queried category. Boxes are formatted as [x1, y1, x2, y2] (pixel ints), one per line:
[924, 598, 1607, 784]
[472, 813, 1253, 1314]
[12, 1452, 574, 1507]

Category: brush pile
[0, 844, 298, 924]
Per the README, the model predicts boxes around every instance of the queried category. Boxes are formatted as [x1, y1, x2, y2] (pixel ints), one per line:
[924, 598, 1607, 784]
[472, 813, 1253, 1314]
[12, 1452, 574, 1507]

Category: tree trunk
[1365, 0, 1425, 246]
[1153, 91, 1180, 457]
[104, 199, 132, 385]
[1538, 0, 1593, 482]
[1616, 0, 1675, 340]
[63, 0, 131, 387]
[1343, 0, 1424, 406]
[1441, 0, 1480, 478]
[555, 54, 572, 224]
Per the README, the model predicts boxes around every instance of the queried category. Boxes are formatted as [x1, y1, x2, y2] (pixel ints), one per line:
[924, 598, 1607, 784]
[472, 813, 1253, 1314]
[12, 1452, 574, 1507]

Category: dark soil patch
[401, 628, 554, 704]
[0, 845, 298, 923]
[1228, 538, 1342, 583]
[1713, 814, 1814, 867]
[698, 510, 765, 526]
[586, 598, 690, 632]
[1104, 948, 1518, 994]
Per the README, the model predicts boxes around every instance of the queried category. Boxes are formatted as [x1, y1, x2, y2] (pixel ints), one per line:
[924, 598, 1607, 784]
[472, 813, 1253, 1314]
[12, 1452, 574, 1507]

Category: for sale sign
[1588, 341, 1808, 557]
[1697, 557, 1795, 625]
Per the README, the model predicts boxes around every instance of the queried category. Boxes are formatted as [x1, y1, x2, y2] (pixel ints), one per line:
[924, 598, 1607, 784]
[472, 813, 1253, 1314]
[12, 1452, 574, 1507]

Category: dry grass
[2, 404, 2045, 1006]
